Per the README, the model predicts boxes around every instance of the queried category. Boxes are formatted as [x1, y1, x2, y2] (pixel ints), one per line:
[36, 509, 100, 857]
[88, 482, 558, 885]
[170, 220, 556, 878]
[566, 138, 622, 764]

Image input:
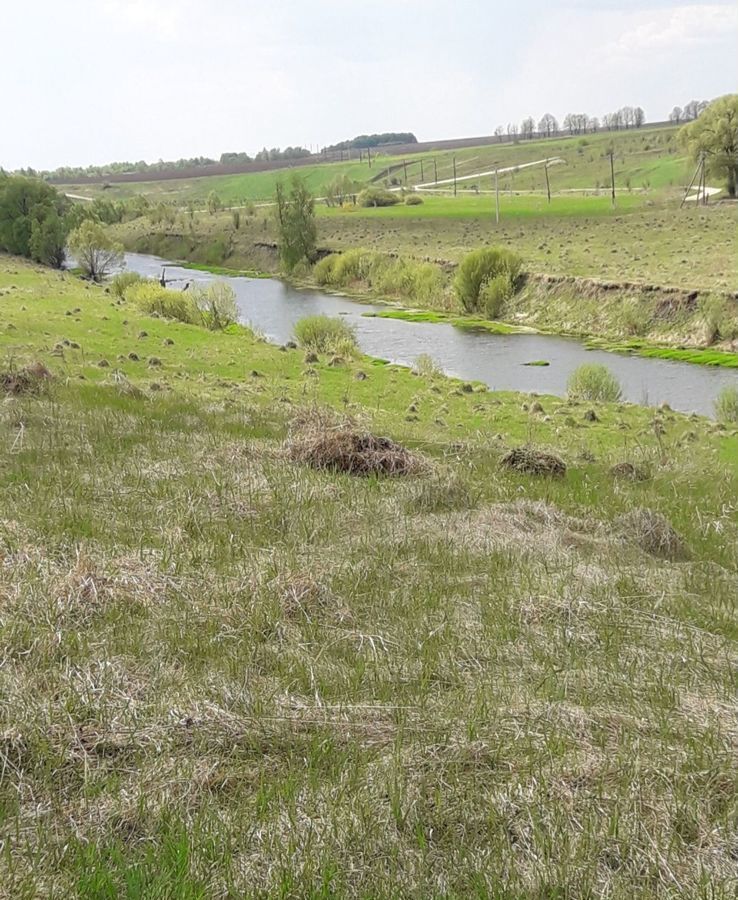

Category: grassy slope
[115, 196, 737, 295]
[2, 254, 738, 896]
[61, 127, 682, 205]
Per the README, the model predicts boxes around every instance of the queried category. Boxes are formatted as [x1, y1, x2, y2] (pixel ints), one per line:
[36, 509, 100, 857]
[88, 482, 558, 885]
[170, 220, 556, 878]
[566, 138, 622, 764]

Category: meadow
[1, 254, 738, 896]
[60, 126, 684, 206]
[101, 121, 736, 301]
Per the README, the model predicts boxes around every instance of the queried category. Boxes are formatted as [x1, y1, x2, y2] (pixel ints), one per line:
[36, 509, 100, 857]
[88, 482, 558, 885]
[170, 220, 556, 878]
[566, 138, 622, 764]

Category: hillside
[59, 126, 685, 206]
[1, 254, 738, 895]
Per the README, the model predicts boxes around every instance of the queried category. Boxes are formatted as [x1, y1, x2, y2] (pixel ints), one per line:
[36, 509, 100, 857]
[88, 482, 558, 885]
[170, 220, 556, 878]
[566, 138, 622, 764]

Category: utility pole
[544, 161, 551, 203]
[494, 168, 500, 224]
[609, 151, 616, 206]
[453, 156, 457, 197]
[680, 154, 704, 208]
[433, 158, 438, 185]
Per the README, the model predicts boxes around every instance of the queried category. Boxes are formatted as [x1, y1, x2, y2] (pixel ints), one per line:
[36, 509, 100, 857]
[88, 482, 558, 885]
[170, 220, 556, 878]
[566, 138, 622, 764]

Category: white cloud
[606, 3, 737, 56]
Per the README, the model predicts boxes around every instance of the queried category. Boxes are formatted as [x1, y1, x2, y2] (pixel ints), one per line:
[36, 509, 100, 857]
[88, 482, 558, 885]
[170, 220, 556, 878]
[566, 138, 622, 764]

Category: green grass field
[103, 122, 736, 298]
[2, 253, 738, 895]
[61, 126, 688, 206]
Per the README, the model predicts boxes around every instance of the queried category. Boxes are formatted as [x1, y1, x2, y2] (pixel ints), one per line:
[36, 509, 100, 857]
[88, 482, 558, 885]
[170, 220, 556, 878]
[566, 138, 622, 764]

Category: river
[123, 252, 737, 417]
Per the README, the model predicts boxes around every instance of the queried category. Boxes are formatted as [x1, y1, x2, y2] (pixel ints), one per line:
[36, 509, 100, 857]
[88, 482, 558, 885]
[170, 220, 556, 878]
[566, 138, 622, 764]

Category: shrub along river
[124, 253, 737, 418]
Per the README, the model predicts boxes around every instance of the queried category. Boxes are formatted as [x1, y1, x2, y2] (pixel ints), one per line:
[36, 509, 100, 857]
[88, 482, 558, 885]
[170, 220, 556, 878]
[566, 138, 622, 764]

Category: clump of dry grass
[107, 370, 146, 399]
[286, 410, 425, 477]
[616, 507, 687, 559]
[610, 461, 650, 481]
[500, 446, 566, 477]
[0, 362, 52, 395]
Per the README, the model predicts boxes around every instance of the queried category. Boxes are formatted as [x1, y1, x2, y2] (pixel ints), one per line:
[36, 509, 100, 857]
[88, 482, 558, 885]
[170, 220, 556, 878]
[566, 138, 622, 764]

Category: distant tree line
[252, 146, 311, 162]
[28, 156, 220, 181]
[494, 105, 647, 142]
[668, 100, 710, 124]
[23, 146, 312, 181]
[322, 133, 418, 152]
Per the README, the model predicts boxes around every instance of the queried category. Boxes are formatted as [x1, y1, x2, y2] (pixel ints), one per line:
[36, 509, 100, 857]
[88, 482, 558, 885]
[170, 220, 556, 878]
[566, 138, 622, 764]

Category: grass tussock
[610, 461, 651, 481]
[715, 385, 738, 423]
[500, 445, 567, 477]
[616, 506, 688, 559]
[293, 314, 357, 356]
[0, 361, 52, 395]
[286, 413, 425, 477]
[567, 363, 622, 402]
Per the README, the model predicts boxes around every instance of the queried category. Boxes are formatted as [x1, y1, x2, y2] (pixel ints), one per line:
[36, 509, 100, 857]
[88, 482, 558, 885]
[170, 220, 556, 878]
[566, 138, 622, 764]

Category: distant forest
[322, 133, 418, 152]
[19, 146, 313, 182]
[16, 134, 419, 181]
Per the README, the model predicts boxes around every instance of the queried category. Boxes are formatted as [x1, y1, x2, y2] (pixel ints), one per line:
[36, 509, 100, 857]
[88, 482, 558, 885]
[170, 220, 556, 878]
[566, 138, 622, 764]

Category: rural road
[414, 156, 564, 190]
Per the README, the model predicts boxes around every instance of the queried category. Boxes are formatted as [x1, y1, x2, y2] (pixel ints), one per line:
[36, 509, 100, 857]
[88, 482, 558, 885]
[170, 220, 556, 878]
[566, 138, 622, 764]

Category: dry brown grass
[616, 507, 688, 560]
[0, 361, 52, 395]
[286, 412, 426, 477]
[610, 461, 651, 481]
[500, 445, 567, 477]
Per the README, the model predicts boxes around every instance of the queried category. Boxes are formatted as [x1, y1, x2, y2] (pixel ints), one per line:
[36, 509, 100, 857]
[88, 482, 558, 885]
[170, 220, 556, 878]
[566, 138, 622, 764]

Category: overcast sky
[3, 0, 735, 170]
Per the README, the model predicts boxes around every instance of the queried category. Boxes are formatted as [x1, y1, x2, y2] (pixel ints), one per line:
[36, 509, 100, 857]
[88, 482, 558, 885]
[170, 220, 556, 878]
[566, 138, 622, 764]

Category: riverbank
[4, 251, 738, 896]
[113, 212, 738, 371]
[118, 251, 738, 416]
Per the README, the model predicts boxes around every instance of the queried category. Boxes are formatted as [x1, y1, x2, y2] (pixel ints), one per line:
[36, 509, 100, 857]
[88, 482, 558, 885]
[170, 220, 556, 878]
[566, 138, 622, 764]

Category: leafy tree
[68, 220, 124, 281]
[30, 209, 67, 268]
[274, 176, 317, 271]
[325, 174, 356, 207]
[0, 175, 69, 266]
[207, 191, 222, 215]
[669, 106, 683, 124]
[680, 95, 738, 197]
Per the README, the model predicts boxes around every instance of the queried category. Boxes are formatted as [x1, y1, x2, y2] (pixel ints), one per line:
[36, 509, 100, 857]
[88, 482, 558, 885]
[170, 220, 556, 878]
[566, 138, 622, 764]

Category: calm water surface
[124, 252, 738, 417]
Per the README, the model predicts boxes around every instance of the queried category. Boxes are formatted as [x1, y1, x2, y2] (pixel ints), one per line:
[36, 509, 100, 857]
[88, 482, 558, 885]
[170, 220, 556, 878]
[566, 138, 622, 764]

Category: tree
[68, 220, 124, 281]
[520, 116, 535, 139]
[680, 95, 738, 197]
[620, 106, 635, 128]
[274, 175, 317, 271]
[669, 106, 683, 124]
[207, 191, 222, 215]
[564, 113, 589, 135]
[634, 107, 646, 127]
[494, 125, 505, 142]
[683, 100, 702, 121]
[325, 173, 356, 207]
[538, 113, 558, 137]
[30, 209, 67, 268]
[0, 175, 69, 265]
